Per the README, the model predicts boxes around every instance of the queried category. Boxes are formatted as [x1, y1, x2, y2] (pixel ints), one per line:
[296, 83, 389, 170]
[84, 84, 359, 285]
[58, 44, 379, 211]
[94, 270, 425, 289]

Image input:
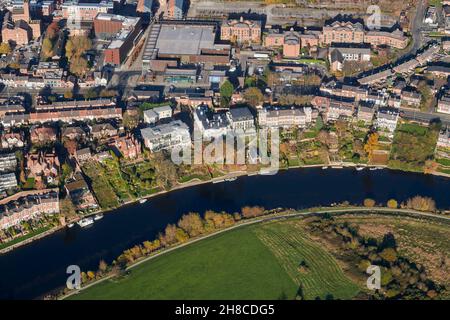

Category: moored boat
[77, 217, 94, 228]
[94, 214, 103, 221]
[139, 199, 147, 204]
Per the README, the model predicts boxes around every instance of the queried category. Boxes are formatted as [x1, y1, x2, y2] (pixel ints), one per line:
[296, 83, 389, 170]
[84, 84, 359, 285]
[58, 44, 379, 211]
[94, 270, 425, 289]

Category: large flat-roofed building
[156, 23, 216, 56]
[142, 21, 230, 71]
[140, 120, 191, 152]
[95, 14, 142, 65]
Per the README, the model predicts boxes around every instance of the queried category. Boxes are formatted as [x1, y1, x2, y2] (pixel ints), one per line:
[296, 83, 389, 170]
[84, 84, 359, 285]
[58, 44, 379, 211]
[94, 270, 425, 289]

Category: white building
[140, 120, 191, 152]
[375, 108, 399, 133]
[424, 6, 438, 26]
[258, 106, 312, 128]
[437, 95, 450, 114]
[437, 127, 450, 148]
[228, 107, 256, 134]
[0, 172, 17, 192]
[0, 153, 17, 173]
[193, 105, 230, 138]
[143, 105, 173, 124]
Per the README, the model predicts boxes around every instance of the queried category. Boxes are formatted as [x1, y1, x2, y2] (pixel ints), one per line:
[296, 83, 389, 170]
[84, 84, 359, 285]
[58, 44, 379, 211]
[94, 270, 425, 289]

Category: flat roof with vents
[155, 23, 216, 56]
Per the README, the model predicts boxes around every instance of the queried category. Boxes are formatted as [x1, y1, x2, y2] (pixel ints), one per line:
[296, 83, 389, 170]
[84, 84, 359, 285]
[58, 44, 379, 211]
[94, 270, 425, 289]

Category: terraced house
[0, 190, 59, 230]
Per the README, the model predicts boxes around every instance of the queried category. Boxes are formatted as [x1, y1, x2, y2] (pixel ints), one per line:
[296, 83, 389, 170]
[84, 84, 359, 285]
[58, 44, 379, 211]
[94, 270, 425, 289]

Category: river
[0, 167, 449, 299]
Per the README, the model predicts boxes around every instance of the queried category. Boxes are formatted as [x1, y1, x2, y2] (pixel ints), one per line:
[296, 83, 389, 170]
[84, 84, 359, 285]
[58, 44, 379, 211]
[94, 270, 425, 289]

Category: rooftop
[155, 23, 216, 56]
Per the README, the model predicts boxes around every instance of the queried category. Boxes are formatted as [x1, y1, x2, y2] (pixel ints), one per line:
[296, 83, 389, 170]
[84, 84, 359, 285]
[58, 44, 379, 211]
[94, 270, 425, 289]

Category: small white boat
[225, 177, 237, 182]
[94, 214, 103, 221]
[369, 167, 377, 171]
[139, 199, 147, 204]
[212, 179, 225, 184]
[356, 167, 364, 171]
[77, 217, 94, 228]
[67, 223, 75, 228]
[331, 166, 343, 169]
[322, 166, 328, 170]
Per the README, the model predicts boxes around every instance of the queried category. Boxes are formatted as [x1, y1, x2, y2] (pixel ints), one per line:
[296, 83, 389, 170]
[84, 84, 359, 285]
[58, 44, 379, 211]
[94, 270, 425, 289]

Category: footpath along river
[0, 167, 449, 299]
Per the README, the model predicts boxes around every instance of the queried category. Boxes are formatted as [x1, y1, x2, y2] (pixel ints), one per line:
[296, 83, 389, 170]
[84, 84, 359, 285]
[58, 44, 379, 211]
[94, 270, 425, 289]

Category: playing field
[70, 220, 360, 300]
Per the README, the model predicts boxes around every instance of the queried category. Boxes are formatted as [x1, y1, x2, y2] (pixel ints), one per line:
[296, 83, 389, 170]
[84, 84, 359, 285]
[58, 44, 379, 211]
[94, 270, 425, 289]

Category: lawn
[388, 122, 439, 172]
[70, 221, 360, 300]
[82, 162, 119, 209]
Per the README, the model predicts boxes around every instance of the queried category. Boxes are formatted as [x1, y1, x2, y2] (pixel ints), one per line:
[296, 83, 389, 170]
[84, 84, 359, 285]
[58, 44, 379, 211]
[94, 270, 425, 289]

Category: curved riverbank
[1, 167, 449, 299]
[2, 164, 448, 254]
[60, 206, 449, 300]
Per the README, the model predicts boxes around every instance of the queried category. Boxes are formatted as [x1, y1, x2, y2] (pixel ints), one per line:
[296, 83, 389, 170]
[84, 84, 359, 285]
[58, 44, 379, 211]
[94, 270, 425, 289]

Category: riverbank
[1, 164, 448, 255]
[2, 167, 449, 299]
[59, 206, 450, 300]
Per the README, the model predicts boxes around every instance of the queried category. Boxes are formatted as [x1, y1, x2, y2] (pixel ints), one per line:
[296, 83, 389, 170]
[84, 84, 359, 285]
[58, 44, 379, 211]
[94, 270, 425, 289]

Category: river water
[0, 168, 449, 299]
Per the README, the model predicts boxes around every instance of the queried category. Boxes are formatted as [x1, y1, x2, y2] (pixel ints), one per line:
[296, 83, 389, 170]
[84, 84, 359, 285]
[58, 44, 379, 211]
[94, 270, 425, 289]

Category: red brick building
[95, 13, 142, 65]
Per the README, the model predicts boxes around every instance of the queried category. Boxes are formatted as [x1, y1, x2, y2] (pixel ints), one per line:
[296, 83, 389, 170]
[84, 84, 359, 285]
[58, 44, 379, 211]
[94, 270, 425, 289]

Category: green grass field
[70, 220, 360, 300]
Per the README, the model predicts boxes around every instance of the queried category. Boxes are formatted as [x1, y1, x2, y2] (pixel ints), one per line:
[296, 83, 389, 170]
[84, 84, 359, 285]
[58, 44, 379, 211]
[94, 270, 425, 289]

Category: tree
[160, 224, 179, 246]
[379, 248, 397, 263]
[153, 152, 178, 190]
[405, 196, 436, 212]
[387, 199, 398, 209]
[98, 260, 108, 273]
[243, 87, 264, 108]
[64, 91, 73, 99]
[87, 271, 96, 280]
[241, 206, 265, 218]
[46, 21, 60, 40]
[65, 36, 92, 76]
[364, 132, 379, 162]
[203, 210, 235, 230]
[0, 43, 11, 55]
[178, 212, 205, 237]
[123, 111, 139, 130]
[84, 88, 98, 99]
[42, 38, 54, 58]
[363, 198, 376, 207]
[66, 35, 92, 60]
[175, 228, 189, 243]
[69, 55, 89, 77]
[219, 80, 233, 107]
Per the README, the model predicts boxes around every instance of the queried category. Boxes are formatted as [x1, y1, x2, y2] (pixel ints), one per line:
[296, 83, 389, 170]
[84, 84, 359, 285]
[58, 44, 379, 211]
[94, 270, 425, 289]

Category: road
[399, 106, 450, 126]
[408, 0, 427, 56]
